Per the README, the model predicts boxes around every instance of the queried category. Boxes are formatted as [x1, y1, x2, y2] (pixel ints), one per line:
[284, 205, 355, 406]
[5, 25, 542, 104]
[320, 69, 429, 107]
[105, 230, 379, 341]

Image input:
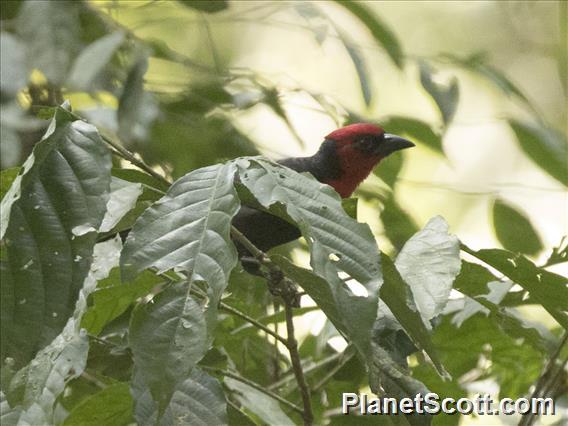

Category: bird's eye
[356, 136, 376, 151]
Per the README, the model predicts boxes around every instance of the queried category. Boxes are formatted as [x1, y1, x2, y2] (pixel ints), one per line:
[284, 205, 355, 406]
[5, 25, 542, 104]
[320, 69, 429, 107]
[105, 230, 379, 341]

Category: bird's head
[320, 123, 415, 197]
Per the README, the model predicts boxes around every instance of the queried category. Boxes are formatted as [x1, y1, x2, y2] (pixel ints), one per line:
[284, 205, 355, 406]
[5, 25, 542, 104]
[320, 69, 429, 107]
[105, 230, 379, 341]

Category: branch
[285, 303, 313, 426]
[519, 332, 568, 426]
[202, 367, 304, 416]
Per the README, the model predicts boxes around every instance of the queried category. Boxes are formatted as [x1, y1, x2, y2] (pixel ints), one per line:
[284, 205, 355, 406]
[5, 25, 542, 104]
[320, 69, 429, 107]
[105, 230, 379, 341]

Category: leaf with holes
[0, 106, 111, 367]
[236, 158, 381, 358]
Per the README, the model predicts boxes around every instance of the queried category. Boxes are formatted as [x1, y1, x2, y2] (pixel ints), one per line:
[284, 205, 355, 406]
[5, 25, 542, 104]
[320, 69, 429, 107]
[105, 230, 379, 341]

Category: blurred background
[1, 1, 566, 424]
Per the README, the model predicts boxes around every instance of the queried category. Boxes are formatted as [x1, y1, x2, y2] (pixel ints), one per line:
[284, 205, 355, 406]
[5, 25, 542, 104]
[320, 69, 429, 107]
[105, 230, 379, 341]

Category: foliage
[0, 1, 566, 426]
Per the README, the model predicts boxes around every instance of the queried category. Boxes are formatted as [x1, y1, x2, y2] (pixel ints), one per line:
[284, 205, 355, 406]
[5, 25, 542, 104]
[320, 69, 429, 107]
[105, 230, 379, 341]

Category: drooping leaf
[1, 106, 111, 367]
[462, 245, 568, 331]
[117, 55, 158, 144]
[237, 158, 382, 358]
[369, 341, 432, 426]
[16, 1, 81, 85]
[379, 253, 449, 379]
[374, 148, 403, 187]
[509, 120, 567, 187]
[225, 377, 295, 426]
[334, 0, 403, 68]
[63, 383, 133, 426]
[395, 216, 461, 325]
[3, 238, 120, 424]
[67, 31, 125, 91]
[129, 283, 208, 412]
[419, 62, 459, 127]
[336, 29, 372, 106]
[178, 0, 228, 13]
[380, 116, 444, 155]
[492, 198, 543, 255]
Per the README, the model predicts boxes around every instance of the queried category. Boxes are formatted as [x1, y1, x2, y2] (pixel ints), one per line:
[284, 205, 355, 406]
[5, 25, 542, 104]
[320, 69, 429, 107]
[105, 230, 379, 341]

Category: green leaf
[129, 283, 208, 412]
[1, 107, 111, 366]
[462, 245, 568, 331]
[369, 341, 432, 426]
[0, 168, 20, 202]
[225, 377, 294, 426]
[509, 120, 567, 187]
[67, 31, 125, 91]
[419, 62, 459, 127]
[178, 0, 228, 13]
[453, 262, 555, 354]
[3, 238, 120, 423]
[379, 194, 419, 252]
[0, 32, 28, 97]
[336, 29, 372, 106]
[121, 162, 240, 337]
[111, 168, 169, 193]
[395, 216, 461, 324]
[334, 0, 403, 68]
[380, 116, 444, 155]
[117, 55, 158, 144]
[16, 1, 80, 84]
[492, 198, 543, 255]
[237, 158, 382, 358]
[379, 253, 449, 379]
[63, 383, 133, 426]
[82, 269, 161, 335]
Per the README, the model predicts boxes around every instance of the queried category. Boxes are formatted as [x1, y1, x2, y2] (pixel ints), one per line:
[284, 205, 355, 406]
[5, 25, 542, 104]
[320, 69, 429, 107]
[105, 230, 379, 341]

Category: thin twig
[312, 348, 355, 393]
[219, 302, 289, 346]
[285, 303, 313, 426]
[202, 366, 304, 416]
[519, 332, 568, 426]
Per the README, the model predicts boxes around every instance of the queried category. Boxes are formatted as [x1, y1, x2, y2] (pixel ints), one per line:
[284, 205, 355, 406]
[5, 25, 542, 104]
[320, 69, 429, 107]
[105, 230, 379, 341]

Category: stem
[203, 367, 304, 416]
[518, 332, 568, 426]
[312, 348, 355, 393]
[285, 303, 313, 426]
[219, 302, 289, 346]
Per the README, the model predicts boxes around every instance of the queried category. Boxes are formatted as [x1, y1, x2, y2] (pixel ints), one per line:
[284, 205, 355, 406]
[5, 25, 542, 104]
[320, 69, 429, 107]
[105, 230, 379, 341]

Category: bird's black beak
[375, 133, 415, 156]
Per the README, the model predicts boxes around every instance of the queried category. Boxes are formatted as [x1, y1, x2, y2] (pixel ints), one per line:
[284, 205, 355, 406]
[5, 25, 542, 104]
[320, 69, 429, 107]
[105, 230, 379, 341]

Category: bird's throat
[323, 144, 382, 198]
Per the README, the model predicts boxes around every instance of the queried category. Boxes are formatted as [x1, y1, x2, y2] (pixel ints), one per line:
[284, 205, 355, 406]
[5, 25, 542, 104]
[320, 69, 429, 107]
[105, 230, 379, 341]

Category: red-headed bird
[233, 123, 414, 269]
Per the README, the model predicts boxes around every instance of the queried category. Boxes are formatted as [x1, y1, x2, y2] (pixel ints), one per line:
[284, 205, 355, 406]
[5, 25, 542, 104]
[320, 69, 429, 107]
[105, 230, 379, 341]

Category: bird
[232, 123, 414, 271]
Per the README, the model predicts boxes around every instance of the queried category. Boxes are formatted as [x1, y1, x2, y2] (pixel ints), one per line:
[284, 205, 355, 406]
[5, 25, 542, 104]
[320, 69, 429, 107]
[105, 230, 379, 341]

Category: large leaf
[492, 198, 543, 255]
[63, 383, 133, 426]
[120, 162, 240, 334]
[129, 283, 208, 413]
[509, 120, 567, 187]
[16, 1, 80, 84]
[379, 253, 449, 378]
[461, 246, 568, 331]
[131, 367, 227, 426]
[1, 107, 111, 366]
[236, 158, 381, 358]
[395, 216, 461, 325]
[333, 1, 403, 68]
[67, 31, 125, 91]
[419, 62, 459, 127]
[3, 238, 121, 424]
